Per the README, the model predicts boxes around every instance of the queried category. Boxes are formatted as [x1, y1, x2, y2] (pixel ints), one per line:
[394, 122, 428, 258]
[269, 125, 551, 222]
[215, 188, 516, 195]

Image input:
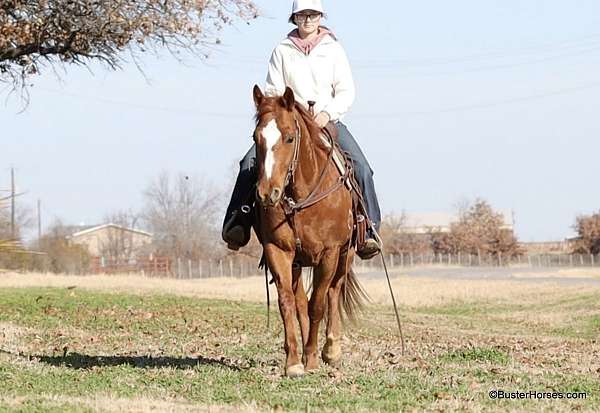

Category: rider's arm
[322, 44, 356, 121]
[265, 47, 286, 97]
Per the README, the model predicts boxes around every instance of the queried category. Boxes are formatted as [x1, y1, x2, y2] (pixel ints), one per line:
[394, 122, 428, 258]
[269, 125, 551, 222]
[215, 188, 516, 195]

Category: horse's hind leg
[265, 245, 304, 377]
[292, 264, 309, 349]
[322, 248, 352, 367]
[304, 251, 339, 371]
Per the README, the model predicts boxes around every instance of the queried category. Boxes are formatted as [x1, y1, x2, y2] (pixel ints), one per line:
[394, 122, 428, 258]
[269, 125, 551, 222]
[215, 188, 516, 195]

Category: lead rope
[264, 262, 270, 330]
[379, 252, 405, 355]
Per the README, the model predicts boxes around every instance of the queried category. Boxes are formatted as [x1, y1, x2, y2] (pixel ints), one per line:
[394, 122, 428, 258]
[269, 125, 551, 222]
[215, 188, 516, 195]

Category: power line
[35, 87, 251, 119]
[353, 81, 600, 118]
[32, 81, 600, 119]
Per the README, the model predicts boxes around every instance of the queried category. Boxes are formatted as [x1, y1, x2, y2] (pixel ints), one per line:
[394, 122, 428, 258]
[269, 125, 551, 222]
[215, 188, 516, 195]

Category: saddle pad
[320, 132, 353, 190]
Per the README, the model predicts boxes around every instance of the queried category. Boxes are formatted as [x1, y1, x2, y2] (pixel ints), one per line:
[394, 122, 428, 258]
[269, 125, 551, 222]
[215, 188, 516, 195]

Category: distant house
[401, 210, 515, 235]
[66, 224, 153, 258]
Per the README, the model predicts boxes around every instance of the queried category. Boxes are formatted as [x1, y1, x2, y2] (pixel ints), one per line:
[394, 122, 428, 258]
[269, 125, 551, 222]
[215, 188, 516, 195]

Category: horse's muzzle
[257, 187, 282, 207]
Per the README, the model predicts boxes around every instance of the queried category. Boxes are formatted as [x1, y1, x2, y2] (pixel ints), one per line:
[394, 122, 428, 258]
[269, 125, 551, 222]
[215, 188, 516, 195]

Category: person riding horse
[222, 0, 382, 259]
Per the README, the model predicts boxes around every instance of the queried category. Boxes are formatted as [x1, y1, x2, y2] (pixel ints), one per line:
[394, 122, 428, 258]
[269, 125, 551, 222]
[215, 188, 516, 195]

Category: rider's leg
[222, 145, 257, 249]
[334, 122, 382, 258]
[335, 122, 382, 230]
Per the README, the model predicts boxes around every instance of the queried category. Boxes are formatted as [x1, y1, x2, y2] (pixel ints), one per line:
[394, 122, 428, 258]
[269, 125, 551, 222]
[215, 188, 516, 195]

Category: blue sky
[1, 0, 600, 241]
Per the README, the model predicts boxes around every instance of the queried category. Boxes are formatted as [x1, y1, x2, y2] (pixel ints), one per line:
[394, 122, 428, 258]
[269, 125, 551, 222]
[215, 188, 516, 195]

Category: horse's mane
[254, 97, 329, 151]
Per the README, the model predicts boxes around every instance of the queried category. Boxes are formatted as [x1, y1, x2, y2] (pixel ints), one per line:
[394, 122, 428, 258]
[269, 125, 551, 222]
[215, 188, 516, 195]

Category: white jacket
[264, 34, 355, 121]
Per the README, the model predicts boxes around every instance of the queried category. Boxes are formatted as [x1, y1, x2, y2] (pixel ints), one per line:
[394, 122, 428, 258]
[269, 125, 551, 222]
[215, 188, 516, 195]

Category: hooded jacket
[264, 33, 355, 121]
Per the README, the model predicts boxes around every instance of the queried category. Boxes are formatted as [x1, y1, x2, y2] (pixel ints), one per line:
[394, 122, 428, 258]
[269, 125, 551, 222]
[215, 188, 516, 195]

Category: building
[66, 223, 153, 258]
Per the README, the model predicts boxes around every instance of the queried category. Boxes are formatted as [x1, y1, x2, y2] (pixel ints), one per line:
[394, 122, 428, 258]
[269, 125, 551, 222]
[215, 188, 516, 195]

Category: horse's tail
[339, 267, 370, 323]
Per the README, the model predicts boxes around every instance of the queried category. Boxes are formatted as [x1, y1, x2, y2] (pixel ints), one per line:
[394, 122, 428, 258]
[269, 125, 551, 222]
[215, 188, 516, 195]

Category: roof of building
[68, 223, 153, 239]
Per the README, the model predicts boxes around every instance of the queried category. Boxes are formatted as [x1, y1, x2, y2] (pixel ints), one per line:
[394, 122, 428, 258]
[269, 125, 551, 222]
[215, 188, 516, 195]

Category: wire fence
[151, 252, 600, 279]
[9, 252, 597, 278]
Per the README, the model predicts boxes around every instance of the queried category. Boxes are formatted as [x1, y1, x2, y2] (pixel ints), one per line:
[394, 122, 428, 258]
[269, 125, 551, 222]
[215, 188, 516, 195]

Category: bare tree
[572, 211, 600, 254]
[379, 212, 432, 255]
[36, 219, 91, 273]
[0, 196, 33, 242]
[99, 210, 142, 262]
[142, 171, 222, 260]
[1, 0, 259, 93]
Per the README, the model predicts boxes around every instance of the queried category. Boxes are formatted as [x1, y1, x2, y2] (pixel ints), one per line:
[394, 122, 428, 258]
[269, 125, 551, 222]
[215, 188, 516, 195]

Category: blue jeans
[222, 122, 381, 232]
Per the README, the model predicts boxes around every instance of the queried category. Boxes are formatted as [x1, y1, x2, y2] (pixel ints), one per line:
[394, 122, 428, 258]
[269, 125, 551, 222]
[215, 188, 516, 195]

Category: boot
[222, 209, 252, 250]
[357, 228, 381, 260]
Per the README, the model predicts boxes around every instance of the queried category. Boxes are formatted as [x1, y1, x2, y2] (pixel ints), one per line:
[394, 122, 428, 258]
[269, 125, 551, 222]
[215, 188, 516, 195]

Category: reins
[280, 114, 351, 250]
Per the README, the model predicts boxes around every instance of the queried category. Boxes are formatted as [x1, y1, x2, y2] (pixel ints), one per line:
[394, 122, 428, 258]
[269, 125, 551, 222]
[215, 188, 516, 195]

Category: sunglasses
[295, 13, 322, 22]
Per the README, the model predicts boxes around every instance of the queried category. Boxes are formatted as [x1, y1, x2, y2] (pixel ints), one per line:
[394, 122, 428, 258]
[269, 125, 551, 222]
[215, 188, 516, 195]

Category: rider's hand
[314, 111, 331, 128]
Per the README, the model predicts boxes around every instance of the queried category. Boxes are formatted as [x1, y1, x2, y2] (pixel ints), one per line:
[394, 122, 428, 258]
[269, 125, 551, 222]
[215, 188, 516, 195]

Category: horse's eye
[285, 134, 294, 143]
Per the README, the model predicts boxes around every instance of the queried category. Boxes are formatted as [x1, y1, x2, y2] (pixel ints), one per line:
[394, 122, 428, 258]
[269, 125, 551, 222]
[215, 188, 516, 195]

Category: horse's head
[253, 85, 300, 208]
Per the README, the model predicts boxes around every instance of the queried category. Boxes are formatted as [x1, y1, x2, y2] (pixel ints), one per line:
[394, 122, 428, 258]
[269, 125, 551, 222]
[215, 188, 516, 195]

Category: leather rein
[279, 115, 352, 249]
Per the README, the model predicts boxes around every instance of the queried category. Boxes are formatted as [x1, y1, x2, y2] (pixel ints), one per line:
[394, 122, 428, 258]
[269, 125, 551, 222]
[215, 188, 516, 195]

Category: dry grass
[1, 271, 597, 309]
[0, 394, 263, 413]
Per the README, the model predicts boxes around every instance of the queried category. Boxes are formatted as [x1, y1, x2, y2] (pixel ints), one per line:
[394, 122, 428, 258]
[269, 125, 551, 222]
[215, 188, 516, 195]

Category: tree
[379, 212, 432, 255]
[434, 199, 522, 258]
[573, 211, 600, 254]
[100, 210, 142, 262]
[1, 0, 259, 92]
[37, 219, 91, 273]
[142, 171, 222, 260]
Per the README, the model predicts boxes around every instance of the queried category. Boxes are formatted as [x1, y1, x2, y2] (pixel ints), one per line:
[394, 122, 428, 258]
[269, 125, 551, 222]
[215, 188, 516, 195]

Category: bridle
[259, 112, 352, 249]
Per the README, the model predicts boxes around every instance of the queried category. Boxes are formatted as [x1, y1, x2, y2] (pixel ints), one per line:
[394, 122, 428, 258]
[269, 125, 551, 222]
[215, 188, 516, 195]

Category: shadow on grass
[19, 351, 244, 371]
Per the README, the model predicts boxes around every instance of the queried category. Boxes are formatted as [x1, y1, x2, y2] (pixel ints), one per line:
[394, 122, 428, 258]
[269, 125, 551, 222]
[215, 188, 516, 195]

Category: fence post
[592, 254, 595, 267]
[477, 250, 481, 266]
[410, 252, 414, 266]
[580, 254, 584, 266]
[400, 253, 404, 267]
[187, 259, 192, 278]
[199, 260, 203, 278]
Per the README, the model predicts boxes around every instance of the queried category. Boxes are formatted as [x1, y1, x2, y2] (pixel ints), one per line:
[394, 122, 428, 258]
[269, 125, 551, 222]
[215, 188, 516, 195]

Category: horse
[251, 85, 367, 377]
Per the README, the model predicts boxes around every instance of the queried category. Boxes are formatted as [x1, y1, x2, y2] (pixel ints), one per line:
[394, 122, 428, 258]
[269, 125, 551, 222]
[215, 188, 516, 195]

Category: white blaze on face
[262, 119, 282, 180]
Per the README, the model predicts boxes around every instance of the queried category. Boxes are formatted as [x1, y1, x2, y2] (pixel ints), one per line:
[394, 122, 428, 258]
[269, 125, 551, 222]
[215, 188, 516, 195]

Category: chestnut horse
[252, 85, 367, 377]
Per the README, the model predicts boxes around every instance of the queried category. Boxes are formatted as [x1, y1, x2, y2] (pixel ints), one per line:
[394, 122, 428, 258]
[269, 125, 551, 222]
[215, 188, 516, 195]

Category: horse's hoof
[286, 364, 305, 378]
[305, 360, 320, 372]
[322, 353, 341, 367]
[322, 342, 342, 367]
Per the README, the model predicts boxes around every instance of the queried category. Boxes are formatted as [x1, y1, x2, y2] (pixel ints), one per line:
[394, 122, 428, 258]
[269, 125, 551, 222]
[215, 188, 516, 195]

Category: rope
[380, 252, 406, 355]
[264, 261, 270, 330]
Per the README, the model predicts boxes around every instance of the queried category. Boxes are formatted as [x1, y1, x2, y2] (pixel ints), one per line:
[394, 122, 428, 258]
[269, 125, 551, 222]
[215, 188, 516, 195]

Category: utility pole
[10, 167, 15, 238]
[38, 199, 42, 242]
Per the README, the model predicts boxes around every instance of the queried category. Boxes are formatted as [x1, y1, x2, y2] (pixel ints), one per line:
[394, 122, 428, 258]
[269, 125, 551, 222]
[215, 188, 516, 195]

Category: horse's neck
[293, 112, 330, 197]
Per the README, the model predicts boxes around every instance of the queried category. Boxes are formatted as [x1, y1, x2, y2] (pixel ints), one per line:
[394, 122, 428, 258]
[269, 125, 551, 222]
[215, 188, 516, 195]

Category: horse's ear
[282, 87, 295, 111]
[253, 85, 264, 108]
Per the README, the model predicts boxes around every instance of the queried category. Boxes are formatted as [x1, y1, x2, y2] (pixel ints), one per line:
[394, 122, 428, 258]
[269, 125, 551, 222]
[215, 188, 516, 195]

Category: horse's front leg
[304, 250, 339, 371]
[292, 264, 309, 350]
[265, 244, 303, 377]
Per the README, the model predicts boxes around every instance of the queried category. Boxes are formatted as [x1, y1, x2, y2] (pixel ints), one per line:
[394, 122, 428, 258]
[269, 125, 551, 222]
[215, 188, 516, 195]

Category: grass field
[0, 272, 599, 412]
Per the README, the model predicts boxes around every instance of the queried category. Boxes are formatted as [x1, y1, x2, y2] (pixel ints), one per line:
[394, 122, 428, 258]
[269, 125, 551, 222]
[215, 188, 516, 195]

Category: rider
[222, 0, 382, 259]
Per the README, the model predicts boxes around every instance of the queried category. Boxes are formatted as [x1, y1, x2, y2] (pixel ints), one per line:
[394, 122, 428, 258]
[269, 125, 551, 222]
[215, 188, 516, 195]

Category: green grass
[0, 287, 598, 412]
[438, 347, 510, 365]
